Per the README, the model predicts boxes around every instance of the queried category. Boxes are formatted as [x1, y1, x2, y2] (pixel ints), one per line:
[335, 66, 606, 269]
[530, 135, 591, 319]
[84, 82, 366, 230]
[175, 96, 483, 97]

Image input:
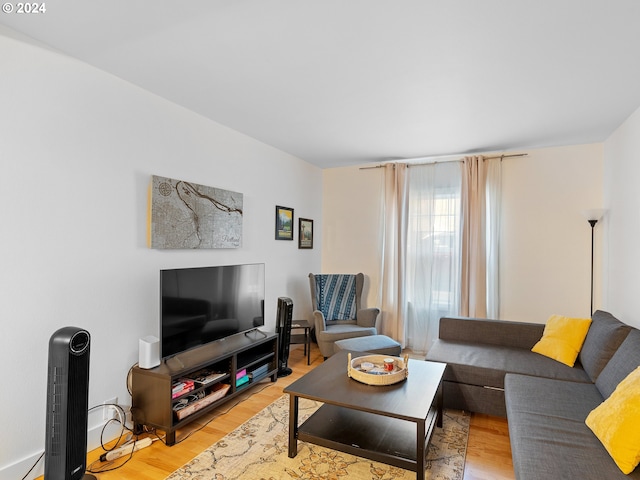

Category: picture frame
[275, 205, 294, 240]
[298, 218, 313, 249]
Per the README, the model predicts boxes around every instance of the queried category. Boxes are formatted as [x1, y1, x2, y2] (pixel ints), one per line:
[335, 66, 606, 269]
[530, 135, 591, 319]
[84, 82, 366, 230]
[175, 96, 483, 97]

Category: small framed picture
[275, 206, 294, 240]
[299, 218, 314, 249]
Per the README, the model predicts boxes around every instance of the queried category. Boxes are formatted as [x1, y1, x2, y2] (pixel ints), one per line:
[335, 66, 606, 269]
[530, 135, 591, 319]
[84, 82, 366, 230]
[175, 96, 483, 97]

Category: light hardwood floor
[37, 344, 514, 479]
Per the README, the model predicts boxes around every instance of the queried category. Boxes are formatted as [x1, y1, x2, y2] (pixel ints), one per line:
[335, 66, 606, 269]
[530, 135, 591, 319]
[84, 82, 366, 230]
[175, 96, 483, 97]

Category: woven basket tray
[347, 353, 409, 386]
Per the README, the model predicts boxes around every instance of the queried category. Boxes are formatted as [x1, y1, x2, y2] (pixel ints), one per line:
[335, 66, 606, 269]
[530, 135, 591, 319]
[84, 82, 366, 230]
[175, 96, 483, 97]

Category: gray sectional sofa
[425, 310, 640, 479]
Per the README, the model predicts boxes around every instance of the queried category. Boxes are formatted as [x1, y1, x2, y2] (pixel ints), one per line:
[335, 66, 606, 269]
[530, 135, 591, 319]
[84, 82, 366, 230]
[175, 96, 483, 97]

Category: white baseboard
[0, 411, 129, 480]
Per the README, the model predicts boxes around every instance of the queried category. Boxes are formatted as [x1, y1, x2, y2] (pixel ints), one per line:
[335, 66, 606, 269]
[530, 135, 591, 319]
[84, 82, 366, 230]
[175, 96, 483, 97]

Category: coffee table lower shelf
[294, 403, 439, 473]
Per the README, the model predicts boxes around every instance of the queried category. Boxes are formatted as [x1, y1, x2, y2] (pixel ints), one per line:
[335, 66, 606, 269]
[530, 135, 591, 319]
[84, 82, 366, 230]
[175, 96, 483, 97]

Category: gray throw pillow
[579, 310, 631, 382]
[595, 329, 640, 399]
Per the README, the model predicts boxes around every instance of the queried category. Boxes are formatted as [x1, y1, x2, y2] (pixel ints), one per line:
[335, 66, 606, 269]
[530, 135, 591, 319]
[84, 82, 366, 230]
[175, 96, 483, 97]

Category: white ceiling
[2, 1, 640, 168]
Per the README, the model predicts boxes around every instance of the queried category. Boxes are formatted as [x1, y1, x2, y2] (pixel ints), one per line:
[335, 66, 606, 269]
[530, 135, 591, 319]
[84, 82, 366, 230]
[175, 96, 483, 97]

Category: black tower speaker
[44, 327, 96, 480]
[276, 297, 293, 377]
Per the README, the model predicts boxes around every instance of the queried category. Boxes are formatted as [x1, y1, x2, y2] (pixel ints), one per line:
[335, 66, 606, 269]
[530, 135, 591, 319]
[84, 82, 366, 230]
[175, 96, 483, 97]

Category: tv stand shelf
[131, 330, 278, 445]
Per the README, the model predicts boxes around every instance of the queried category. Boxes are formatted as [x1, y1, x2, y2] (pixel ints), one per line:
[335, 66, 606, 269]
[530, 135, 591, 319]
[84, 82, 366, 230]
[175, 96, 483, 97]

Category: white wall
[322, 144, 604, 327]
[321, 166, 384, 310]
[500, 144, 603, 321]
[0, 28, 321, 479]
[603, 105, 640, 328]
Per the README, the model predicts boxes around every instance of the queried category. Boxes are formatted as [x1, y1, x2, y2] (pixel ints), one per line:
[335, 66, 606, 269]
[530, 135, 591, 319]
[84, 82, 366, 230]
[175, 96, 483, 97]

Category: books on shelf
[171, 379, 195, 399]
[236, 374, 249, 387]
[250, 363, 269, 379]
[235, 363, 270, 387]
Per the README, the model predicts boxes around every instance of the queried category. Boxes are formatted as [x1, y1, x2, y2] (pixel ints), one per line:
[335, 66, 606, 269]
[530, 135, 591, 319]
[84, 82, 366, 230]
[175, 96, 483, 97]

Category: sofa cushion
[427, 340, 591, 389]
[531, 314, 592, 367]
[437, 316, 544, 349]
[596, 329, 640, 399]
[333, 334, 401, 355]
[505, 374, 640, 479]
[579, 310, 631, 382]
[587, 366, 640, 474]
[506, 373, 604, 426]
[316, 323, 376, 341]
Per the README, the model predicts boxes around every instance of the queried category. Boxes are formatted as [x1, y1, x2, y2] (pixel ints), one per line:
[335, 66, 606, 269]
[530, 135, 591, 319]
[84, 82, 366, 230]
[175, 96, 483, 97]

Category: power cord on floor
[86, 435, 159, 474]
[89, 402, 132, 452]
[20, 402, 135, 479]
[20, 378, 276, 478]
[86, 402, 145, 474]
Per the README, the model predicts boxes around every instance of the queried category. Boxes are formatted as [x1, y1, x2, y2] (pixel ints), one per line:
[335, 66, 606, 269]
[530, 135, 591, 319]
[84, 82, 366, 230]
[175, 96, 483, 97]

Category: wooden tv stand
[131, 330, 278, 445]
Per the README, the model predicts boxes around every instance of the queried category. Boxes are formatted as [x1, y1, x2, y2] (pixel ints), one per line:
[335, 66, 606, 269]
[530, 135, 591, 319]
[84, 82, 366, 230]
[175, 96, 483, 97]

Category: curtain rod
[359, 152, 528, 170]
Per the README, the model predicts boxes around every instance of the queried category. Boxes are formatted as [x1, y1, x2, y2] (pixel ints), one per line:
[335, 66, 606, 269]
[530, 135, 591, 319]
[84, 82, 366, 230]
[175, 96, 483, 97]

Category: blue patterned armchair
[308, 273, 380, 358]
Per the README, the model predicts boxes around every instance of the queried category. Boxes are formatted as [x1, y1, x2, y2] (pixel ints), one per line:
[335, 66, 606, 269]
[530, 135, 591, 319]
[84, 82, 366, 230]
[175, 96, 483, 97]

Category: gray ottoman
[333, 335, 402, 356]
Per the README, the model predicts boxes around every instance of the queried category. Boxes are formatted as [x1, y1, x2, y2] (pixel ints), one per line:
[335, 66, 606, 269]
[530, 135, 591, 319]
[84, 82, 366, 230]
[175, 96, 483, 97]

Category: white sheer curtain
[485, 158, 502, 318]
[405, 162, 462, 354]
[380, 156, 502, 353]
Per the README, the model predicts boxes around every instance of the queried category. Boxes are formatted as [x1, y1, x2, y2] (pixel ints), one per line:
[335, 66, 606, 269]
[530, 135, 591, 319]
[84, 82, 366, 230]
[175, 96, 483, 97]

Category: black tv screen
[160, 263, 265, 359]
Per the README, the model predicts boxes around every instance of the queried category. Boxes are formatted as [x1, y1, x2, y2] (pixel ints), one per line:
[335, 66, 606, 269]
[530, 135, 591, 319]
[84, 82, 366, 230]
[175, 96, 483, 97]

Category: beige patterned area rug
[166, 394, 470, 480]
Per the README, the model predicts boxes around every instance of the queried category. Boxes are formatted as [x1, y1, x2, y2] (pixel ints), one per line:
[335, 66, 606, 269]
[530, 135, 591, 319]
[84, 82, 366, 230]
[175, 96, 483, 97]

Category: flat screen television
[160, 263, 265, 359]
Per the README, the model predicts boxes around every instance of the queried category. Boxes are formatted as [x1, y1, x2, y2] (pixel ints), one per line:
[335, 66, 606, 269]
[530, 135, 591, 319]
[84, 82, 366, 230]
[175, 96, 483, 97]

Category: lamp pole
[583, 208, 605, 317]
[588, 219, 597, 317]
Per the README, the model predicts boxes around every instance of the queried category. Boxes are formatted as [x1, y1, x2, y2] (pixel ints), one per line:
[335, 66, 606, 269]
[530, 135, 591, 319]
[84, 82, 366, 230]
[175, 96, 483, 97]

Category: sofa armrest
[438, 316, 544, 349]
[356, 307, 380, 329]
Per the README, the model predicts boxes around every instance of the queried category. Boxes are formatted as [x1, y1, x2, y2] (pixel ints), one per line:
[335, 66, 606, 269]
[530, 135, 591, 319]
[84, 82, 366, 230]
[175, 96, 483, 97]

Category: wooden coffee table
[284, 350, 446, 480]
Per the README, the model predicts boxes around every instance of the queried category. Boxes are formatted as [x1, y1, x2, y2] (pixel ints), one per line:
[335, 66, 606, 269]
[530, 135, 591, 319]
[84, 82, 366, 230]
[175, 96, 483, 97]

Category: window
[405, 162, 462, 353]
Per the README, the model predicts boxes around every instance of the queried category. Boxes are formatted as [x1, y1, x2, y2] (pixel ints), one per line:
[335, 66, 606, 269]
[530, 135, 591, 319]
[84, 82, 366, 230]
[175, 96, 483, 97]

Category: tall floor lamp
[582, 209, 605, 316]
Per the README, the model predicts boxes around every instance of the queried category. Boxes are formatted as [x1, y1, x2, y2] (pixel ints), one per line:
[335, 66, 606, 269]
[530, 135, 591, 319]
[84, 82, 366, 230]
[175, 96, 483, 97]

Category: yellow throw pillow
[586, 366, 640, 474]
[531, 314, 592, 367]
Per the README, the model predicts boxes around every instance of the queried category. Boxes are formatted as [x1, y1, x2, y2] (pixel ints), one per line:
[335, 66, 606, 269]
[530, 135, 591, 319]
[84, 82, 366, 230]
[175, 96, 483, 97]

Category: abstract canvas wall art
[148, 175, 243, 249]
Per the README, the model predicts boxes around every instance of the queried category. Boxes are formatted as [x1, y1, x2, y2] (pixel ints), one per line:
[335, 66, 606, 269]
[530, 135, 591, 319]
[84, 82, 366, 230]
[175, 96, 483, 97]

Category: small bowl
[360, 361, 375, 371]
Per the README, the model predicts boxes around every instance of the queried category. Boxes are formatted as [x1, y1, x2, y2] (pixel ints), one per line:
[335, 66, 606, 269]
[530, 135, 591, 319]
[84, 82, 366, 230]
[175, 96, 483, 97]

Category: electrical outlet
[103, 397, 118, 421]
